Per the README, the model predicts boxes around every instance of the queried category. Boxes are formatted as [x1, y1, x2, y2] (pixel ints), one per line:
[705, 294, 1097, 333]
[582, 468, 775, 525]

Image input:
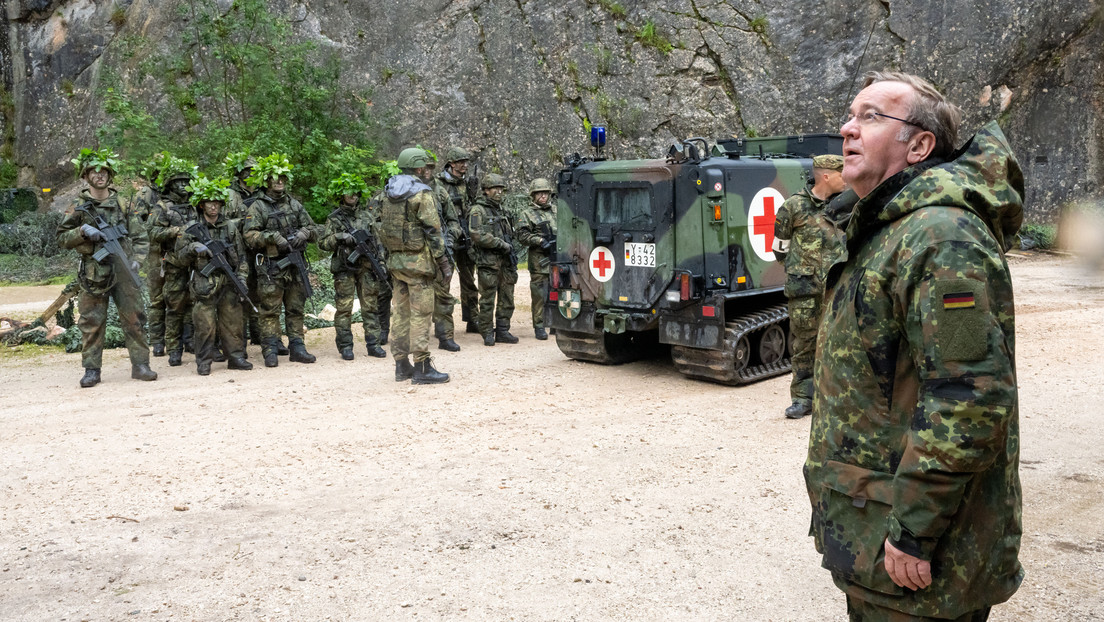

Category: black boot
[276, 340, 289, 356]
[340, 346, 354, 361]
[264, 352, 278, 367]
[412, 359, 449, 384]
[196, 360, 211, 376]
[494, 328, 519, 344]
[785, 401, 811, 419]
[366, 344, 387, 358]
[289, 341, 316, 364]
[79, 368, 101, 388]
[168, 350, 183, 367]
[131, 363, 157, 381]
[438, 338, 461, 352]
[212, 347, 227, 363]
[152, 343, 166, 357]
[483, 333, 495, 346]
[379, 330, 389, 346]
[465, 321, 480, 334]
[461, 305, 471, 323]
[228, 356, 253, 370]
[395, 357, 414, 381]
[534, 327, 548, 340]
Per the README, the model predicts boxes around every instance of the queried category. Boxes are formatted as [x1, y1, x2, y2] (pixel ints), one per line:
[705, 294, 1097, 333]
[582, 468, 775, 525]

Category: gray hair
[863, 71, 962, 160]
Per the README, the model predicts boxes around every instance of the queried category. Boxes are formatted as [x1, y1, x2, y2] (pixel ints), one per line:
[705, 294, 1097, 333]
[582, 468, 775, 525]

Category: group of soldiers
[57, 145, 559, 387]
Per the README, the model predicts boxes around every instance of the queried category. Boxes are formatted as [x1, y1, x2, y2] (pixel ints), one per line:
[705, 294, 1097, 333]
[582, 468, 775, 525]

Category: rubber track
[670, 304, 792, 386]
[554, 329, 618, 364]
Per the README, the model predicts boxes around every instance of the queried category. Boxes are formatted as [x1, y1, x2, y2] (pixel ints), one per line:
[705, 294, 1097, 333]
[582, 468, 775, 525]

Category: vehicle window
[595, 187, 652, 228]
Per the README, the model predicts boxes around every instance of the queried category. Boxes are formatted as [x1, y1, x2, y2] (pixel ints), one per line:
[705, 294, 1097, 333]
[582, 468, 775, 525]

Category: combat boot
[412, 359, 449, 385]
[264, 352, 278, 368]
[785, 401, 811, 419]
[152, 343, 166, 357]
[276, 339, 289, 356]
[212, 346, 227, 363]
[438, 338, 461, 352]
[79, 368, 101, 388]
[168, 349, 183, 367]
[465, 321, 480, 334]
[288, 341, 316, 364]
[483, 333, 495, 346]
[340, 346, 354, 361]
[227, 356, 253, 370]
[395, 356, 414, 381]
[196, 360, 211, 376]
[131, 363, 158, 381]
[534, 327, 548, 341]
[379, 330, 389, 346]
[366, 344, 387, 358]
[494, 329, 519, 344]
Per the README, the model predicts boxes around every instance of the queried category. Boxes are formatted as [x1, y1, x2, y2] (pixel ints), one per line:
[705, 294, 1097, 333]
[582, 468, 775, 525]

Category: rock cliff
[3, 0, 1101, 219]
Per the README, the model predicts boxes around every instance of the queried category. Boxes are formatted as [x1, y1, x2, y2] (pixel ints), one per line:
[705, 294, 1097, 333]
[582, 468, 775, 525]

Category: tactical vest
[379, 194, 427, 252]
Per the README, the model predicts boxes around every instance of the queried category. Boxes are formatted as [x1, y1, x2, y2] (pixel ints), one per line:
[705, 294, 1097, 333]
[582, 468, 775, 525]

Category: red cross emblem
[748, 187, 786, 262]
[589, 246, 615, 282]
[752, 195, 776, 251]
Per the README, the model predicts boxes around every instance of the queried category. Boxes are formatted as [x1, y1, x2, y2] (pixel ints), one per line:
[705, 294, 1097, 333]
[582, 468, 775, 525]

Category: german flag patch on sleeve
[931, 279, 987, 362]
[942, 292, 976, 310]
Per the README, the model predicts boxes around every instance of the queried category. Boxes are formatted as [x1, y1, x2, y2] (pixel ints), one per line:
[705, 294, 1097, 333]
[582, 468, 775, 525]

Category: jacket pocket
[820, 460, 904, 596]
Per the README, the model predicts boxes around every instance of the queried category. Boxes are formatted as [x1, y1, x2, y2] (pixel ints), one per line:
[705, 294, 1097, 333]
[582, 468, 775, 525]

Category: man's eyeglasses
[843, 111, 926, 131]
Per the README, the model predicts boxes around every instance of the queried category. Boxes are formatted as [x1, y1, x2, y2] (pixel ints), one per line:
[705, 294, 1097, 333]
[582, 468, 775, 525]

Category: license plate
[624, 243, 655, 267]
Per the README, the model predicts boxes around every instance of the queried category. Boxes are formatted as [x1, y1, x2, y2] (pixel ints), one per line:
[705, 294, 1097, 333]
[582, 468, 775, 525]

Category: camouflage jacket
[149, 192, 197, 268]
[773, 186, 844, 298]
[57, 188, 149, 294]
[226, 180, 262, 223]
[516, 199, 557, 274]
[436, 170, 472, 241]
[432, 178, 464, 251]
[319, 202, 387, 276]
[469, 196, 516, 269]
[805, 122, 1024, 617]
[377, 175, 444, 278]
[241, 192, 317, 261]
[175, 213, 249, 299]
[129, 184, 160, 223]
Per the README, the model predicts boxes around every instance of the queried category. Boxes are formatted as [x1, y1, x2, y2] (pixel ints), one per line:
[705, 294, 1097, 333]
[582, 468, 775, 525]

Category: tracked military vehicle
[544, 129, 842, 385]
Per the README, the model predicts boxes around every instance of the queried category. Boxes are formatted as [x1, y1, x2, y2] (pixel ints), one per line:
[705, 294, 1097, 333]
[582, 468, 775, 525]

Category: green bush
[1019, 223, 1057, 250]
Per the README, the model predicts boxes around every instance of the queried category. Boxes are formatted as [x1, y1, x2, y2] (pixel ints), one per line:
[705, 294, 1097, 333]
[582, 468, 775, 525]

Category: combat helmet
[72, 148, 121, 179]
[224, 151, 257, 177]
[245, 153, 293, 189]
[445, 147, 471, 164]
[328, 172, 369, 201]
[397, 147, 432, 170]
[186, 175, 231, 208]
[481, 173, 506, 190]
[528, 177, 553, 195]
[156, 156, 198, 189]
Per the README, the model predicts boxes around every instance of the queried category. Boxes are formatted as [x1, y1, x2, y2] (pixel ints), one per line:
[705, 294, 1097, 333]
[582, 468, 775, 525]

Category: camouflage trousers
[378, 281, 392, 337]
[846, 596, 991, 622]
[163, 264, 193, 354]
[455, 249, 478, 321]
[529, 269, 549, 329]
[433, 264, 457, 341]
[788, 295, 821, 405]
[256, 267, 308, 357]
[78, 276, 150, 370]
[147, 254, 165, 346]
[390, 272, 434, 363]
[243, 262, 261, 343]
[333, 268, 382, 350]
[192, 284, 245, 366]
[476, 264, 517, 335]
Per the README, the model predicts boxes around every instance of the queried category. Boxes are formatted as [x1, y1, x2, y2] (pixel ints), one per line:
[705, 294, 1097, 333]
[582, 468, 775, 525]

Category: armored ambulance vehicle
[544, 131, 842, 385]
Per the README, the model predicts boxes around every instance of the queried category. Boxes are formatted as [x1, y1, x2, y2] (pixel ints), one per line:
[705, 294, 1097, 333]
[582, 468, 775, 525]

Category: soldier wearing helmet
[376, 147, 451, 384]
[423, 152, 464, 352]
[468, 173, 519, 346]
[515, 177, 557, 340]
[435, 146, 480, 334]
[149, 158, 200, 366]
[56, 148, 158, 388]
[224, 152, 265, 349]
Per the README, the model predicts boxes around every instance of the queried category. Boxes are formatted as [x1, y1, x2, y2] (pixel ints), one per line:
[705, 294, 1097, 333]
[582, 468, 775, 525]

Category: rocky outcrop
[4, 0, 1102, 220]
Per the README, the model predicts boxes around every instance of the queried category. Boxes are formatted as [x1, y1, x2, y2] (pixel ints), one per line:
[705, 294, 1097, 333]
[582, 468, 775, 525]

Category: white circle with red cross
[748, 187, 786, 262]
[589, 246, 615, 282]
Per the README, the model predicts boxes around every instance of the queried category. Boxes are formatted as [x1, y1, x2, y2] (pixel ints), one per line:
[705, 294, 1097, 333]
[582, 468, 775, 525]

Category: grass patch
[0, 253, 77, 285]
[635, 21, 673, 55]
[598, 0, 627, 19]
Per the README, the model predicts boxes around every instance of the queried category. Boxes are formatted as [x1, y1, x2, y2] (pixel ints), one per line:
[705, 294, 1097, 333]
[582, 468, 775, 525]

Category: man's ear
[907, 132, 936, 164]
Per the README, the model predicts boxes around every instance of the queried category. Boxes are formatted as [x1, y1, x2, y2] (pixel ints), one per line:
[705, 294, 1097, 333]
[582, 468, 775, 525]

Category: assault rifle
[538, 221, 557, 253]
[185, 222, 257, 312]
[276, 243, 313, 299]
[76, 203, 143, 289]
[346, 227, 388, 282]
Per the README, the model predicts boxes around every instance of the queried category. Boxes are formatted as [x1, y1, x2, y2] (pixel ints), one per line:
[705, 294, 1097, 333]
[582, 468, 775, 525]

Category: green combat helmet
[445, 147, 471, 164]
[481, 173, 506, 190]
[141, 152, 169, 183]
[186, 175, 231, 208]
[245, 153, 293, 189]
[71, 148, 121, 178]
[223, 151, 257, 178]
[528, 178, 553, 195]
[156, 156, 198, 188]
[328, 172, 369, 200]
[396, 147, 432, 170]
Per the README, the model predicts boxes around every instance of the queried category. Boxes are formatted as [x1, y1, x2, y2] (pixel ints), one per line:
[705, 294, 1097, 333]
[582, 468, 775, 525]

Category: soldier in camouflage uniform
[469, 173, 519, 346]
[426, 158, 463, 351]
[516, 177, 557, 340]
[319, 174, 388, 361]
[805, 71, 1023, 622]
[378, 148, 450, 384]
[132, 154, 165, 356]
[225, 153, 269, 351]
[436, 147, 479, 334]
[175, 177, 253, 375]
[772, 154, 846, 419]
[56, 149, 157, 387]
[148, 159, 198, 367]
[242, 154, 318, 368]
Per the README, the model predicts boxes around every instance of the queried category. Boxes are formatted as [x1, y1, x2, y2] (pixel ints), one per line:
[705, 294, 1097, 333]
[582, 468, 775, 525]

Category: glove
[541, 238, 556, 252]
[338, 232, 356, 247]
[194, 243, 210, 257]
[273, 234, 290, 253]
[498, 239, 513, 253]
[291, 229, 311, 249]
[80, 224, 102, 242]
[436, 255, 453, 282]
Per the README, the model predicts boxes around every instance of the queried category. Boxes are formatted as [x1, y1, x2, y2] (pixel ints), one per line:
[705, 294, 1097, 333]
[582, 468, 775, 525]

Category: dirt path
[0, 255, 1101, 621]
